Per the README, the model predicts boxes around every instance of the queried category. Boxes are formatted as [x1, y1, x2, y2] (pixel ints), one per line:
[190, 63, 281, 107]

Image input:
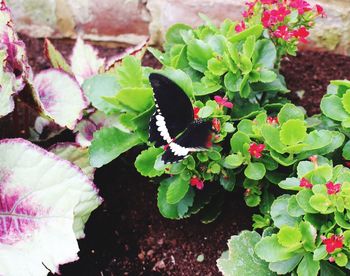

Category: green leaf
[334, 211, 350, 229]
[252, 39, 276, 69]
[342, 140, 350, 159]
[115, 55, 143, 87]
[243, 35, 256, 59]
[44, 39, 72, 74]
[342, 90, 350, 113]
[271, 195, 299, 228]
[278, 103, 305, 125]
[320, 95, 350, 122]
[296, 189, 318, 214]
[297, 254, 320, 276]
[269, 254, 303, 275]
[313, 245, 328, 261]
[280, 119, 307, 146]
[279, 177, 302, 191]
[277, 225, 302, 248]
[166, 176, 190, 204]
[207, 57, 228, 76]
[103, 87, 153, 113]
[83, 74, 120, 114]
[309, 194, 332, 213]
[177, 187, 195, 218]
[217, 231, 274, 276]
[299, 221, 316, 251]
[244, 162, 266, 180]
[255, 234, 297, 262]
[220, 172, 236, 191]
[223, 154, 244, 169]
[224, 72, 241, 92]
[187, 39, 213, 72]
[89, 127, 141, 168]
[208, 150, 221, 161]
[288, 195, 305, 217]
[198, 106, 214, 118]
[261, 125, 285, 153]
[135, 147, 164, 177]
[228, 24, 263, 43]
[158, 178, 179, 219]
[230, 131, 250, 154]
[239, 55, 253, 74]
[165, 23, 192, 46]
[259, 70, 277, 83]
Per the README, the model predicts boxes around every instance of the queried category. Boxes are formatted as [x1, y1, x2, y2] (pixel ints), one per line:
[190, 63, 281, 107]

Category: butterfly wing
[149, 73, 194, 147]
[162, 120, 212, 164]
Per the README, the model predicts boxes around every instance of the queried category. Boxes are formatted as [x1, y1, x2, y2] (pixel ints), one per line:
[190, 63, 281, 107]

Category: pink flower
[316, 4, 326, 18]
[212, 118, 221, 132]
[322, 234, 343, 254]
[235, 21, 246, 33]
[299, 178, 313, 189]
[273, 25, 292, 41]
[248, 143, 265, 158]
[326, 181, 341, 195]
[292, 26, 310, 43]
[290, 0, 311, 15]
[214, 96, 234, 109]
[190, 176, 204, 190]
[267, 116, 279, 125]
[260, 0, 278, 4]
[271, 6, 291, 22]
[193, 107, 200, 120]
[262, 11, 275, 28]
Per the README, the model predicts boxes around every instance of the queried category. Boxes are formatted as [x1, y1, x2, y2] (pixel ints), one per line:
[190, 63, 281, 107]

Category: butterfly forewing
[149, 73, 194, 146]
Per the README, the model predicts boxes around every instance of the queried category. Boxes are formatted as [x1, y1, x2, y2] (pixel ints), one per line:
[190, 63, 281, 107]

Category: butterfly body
[148, 73, 213, 164]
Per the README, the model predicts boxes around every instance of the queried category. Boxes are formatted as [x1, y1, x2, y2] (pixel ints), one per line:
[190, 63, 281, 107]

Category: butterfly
[148, 73, 213, 164]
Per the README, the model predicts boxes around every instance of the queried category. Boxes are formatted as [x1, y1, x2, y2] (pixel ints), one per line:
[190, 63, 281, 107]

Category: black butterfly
[149, 73, 213, 164]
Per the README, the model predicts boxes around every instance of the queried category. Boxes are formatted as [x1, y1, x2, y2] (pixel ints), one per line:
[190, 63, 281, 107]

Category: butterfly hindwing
[161, 121, 212, 164]
[149, 73, 194, 146]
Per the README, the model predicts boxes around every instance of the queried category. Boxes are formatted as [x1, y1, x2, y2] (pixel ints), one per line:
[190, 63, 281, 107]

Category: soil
[6, 35, 350, 275]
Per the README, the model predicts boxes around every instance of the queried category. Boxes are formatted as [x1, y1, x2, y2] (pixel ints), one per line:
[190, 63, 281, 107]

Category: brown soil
[8, 35, 350, 275]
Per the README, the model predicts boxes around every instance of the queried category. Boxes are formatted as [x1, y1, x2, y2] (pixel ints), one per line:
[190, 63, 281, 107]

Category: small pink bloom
[248, 143, 265, 158]
[206, 133, 213, 148]
[299, 178, 313, 189]
[322, 234, 343, 254]
[292, 26, 310, 43]
[212, 118, 221, 132]
[271, 6, 291, 22]
[214, 96, 234, 109]
[316, 4, 326, 17]
[290, 0, 312, 15]
[267, 116, 279, 125]
[273, 25, 292, 41]
[260, 0, 278, 4]
[235, 21, 246, 33]
[190, 176, 204, 190]
[328, 256, 335, 263]
[193, 107, 200, 120]
[326, 181, 341, 195]
[262, 11, 275, 27]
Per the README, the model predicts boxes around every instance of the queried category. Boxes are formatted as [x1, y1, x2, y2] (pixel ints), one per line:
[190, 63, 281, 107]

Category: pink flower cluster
[238, 0, 326, 44]
[322, 234, 343, 254]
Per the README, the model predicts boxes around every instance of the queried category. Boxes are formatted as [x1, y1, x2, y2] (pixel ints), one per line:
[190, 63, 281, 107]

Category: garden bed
[14, 35, 350, 275]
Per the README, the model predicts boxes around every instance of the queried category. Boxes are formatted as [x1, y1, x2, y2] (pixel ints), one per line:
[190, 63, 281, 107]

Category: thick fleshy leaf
[217, 231, 274, 276]
[0, 50, 16, 117]
[70, 37, 105, 85]
[134, 147, 164, 177]
[89, 127, 142, 168]
[0, 139, 101, 276]
[33, 69, 88, 129]
[49, 142, 95, 180]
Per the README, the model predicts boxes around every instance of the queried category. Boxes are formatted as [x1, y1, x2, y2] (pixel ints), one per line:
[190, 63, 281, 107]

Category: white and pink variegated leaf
[106, 37, 149, 71]
[70, 37, 105, 85]
[33, 69, 88, 130]
[0, 1, 33, 117]
[75, 111, 120, 147]
[0, 139, 102, 276]
[49, 142, 95, 180]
